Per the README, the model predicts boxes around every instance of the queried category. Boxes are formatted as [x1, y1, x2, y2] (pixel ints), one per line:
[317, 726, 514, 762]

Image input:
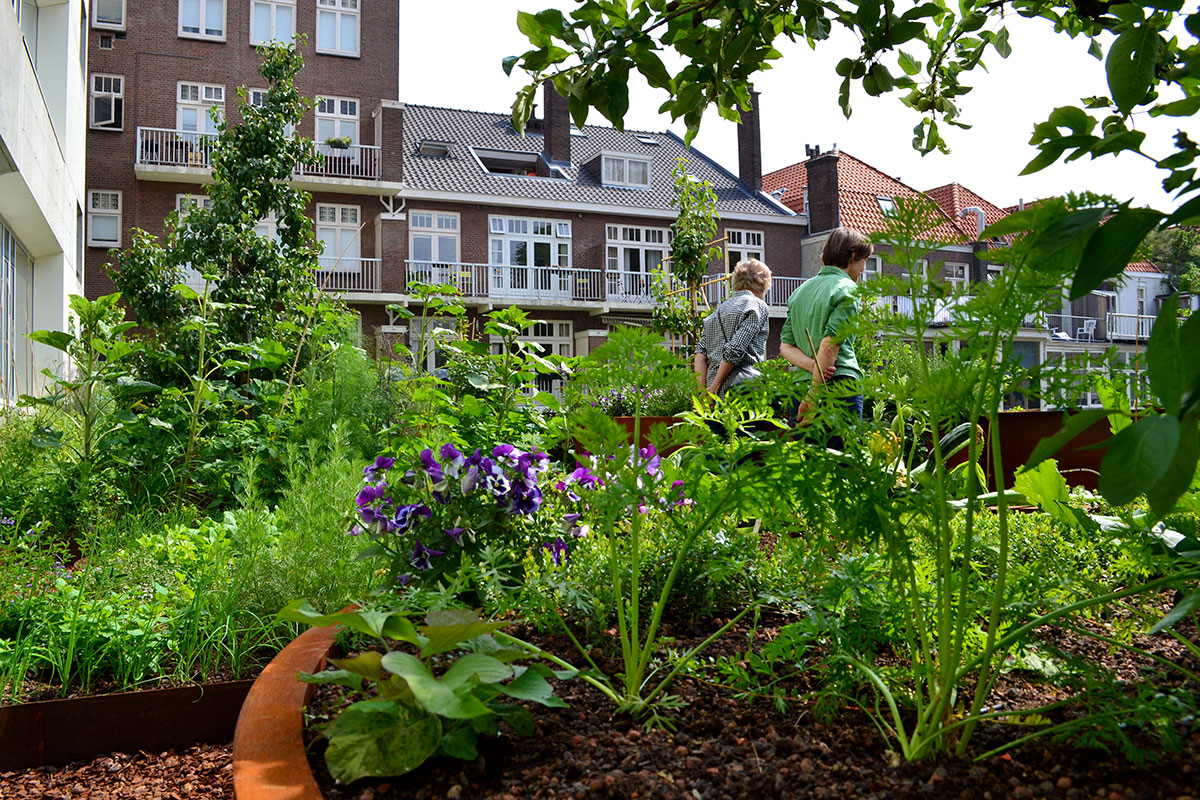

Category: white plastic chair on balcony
[1076, 318, 1097, 341]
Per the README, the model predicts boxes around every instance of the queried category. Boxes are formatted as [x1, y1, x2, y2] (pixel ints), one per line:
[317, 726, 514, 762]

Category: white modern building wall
[0, 0, 88, 402]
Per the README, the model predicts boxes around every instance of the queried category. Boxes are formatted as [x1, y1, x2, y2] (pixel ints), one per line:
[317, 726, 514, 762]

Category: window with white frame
[606, 224, 669, 299]
[315, 96, 358, 152]
[316, 0, 359, 56]
[601, 154, 651, 188]
[863, 255, 882, 281]
[248, 88, 294, 135]
[177, 82, 224, 137]
[316, 204, 360, 270]
[726, 229, 764, 268]
[250, 0, 294, 44]
[490, 321, 573, 398]
[179, 0, 225, 39]
[409, 211, 460, 266]
[175, 195, 213, 288]
[87, 191, 121, 247]
[89, 74, 124, 130]
[488, 215, 572, 296]
[943, 262, 967, 289]
[93, 0, 125, 29]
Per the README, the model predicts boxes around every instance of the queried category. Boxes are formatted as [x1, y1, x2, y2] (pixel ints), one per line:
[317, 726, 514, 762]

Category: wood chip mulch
[0, 743, 232, 799]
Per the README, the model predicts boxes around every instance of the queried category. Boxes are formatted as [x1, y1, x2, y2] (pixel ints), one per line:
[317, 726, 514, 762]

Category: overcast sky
[397, 2, 1183, 212]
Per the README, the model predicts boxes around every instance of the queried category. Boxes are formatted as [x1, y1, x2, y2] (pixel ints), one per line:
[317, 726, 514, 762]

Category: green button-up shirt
[780, 265, 862, 385]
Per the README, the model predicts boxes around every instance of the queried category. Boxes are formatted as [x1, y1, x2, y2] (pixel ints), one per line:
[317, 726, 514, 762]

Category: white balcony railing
[1107, 312, 1155, 341]
[137, 126, 218, 169]
[315, 257, 380, 293]
[296, 143, 381, 180]
[607, 269, 654, 304]
[137, 127, 381, 181]
[766, 276, 803, 307]
[404, 261, 605, 303]
[1047, 313, 1103, 341]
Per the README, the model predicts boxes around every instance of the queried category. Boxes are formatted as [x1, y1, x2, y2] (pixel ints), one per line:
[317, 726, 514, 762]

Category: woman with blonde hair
[693, 258, 772, 397]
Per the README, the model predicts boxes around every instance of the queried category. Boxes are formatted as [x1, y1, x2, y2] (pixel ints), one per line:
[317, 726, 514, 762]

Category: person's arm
[693, 353, 708, 388]
[796, 337, 841, 425]
[780, 342, 836, 380]
[707, 360, 736, 395]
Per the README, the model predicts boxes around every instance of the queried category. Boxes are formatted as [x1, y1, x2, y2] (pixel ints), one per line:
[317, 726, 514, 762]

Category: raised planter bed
[232, 620, 341, 800]
[0, 679, 254, 771]
[987, 409, 1112, 491]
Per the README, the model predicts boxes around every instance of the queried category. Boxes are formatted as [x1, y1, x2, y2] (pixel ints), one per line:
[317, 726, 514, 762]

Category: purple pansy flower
[444, 527, 466, 544]
[418, 449, 445, 483]
[396, 573, 412, 586]
[638, 444, 661, 476]
[440, 444, 465, 478]
[411, 538, 445, 571]
[356, 483, 387, 508]
[363, 456, 395, 484]
[393, 503, 432, 533]
[541, 537, 569, 566]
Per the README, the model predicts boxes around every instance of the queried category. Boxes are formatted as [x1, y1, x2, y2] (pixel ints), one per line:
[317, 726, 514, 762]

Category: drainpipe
[959, 206, 985, 240]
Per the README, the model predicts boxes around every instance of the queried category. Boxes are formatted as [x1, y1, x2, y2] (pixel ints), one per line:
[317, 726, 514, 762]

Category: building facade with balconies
[82, 0, 402, 301]
[2, 0, 89, 403]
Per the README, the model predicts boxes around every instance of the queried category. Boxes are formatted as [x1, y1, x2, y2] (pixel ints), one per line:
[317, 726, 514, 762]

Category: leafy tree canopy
[505, 0, 1199, 300]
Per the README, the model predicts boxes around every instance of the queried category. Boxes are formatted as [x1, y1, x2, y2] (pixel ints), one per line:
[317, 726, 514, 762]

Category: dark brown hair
[821, 227, 874, 268]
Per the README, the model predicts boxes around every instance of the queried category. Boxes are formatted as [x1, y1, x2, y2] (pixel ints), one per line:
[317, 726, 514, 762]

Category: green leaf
[1148, 294, 1182, 414]
[1149, 588, 1200, 634]
[276, 600, 416, 643]
[498, 664, 568, 708]
[993, 26, 1011, 58]
[438, 723, 480, 760]
[1014, 460, 1096, 531]
[380, 652, 493, 719]
[1099, 415, 1180, 507]
[515, 11, 551, 48]
[419, 610, 509, 658]
[27, 330, 73, 353]
[897, 50, 921, 75]
[440, 654, 513, 689]
[298, 669, 364, 691]
[324, 700, 442, 783]
[1072, 208, 1163, 299]
[1032, 207, 1106, 256]
[1146, 415, 1199, 518]
[1088, 38, 1103, 60]
[1166, 194, 1200, 226]
[1152, 95, 1200, 117]
[1106, 26, 1160, 113]
[30, 426, 64, 449]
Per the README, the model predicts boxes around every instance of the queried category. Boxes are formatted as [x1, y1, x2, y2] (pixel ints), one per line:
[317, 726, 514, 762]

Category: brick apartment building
[83, 0, 403, 305]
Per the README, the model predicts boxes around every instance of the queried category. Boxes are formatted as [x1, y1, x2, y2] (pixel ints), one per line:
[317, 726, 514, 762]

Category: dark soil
[0, 744, 233, 799]
[305, 612, 1200, 800]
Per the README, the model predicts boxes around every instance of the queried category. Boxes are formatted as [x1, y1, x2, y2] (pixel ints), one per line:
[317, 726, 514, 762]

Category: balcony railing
[315, 257, 380, 293]
[1046, 313, 1103, 341]
[137, 127, 218, 169]
[669, 273, 804, 309]
[1107, 312, 1155, 341]
[404, 261, 604, 303]
[136, 127, 381, 180]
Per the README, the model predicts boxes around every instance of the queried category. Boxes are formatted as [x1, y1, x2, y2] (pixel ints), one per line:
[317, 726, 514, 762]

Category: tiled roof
[763, 151, 966, 242]
[400, 104, 793, 218]
[925, 183, 1009, 238]
[1126, 260, 1163, 274]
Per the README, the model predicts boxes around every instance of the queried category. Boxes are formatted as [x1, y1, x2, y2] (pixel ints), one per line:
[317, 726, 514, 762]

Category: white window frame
[490, 320, 573, 398]
[249, 0, 295, 45]
[943, 262, 968, 289]
[726, 229, 764, 269]
[489, 215, 573, 298]
[174, 195, 215, 288]
[864, 255, 883, 281]
[315, 96, 359, 153]
[89, 73, 124, 130]
[315, 0, 360, 57]
[177, 82, 225, 136]
[600, 152, 652, 189]
[178, 0, 226, 40]
[92, 0, 126, 30]
[316, 204, 361, 272]
[87, 190, 122, 248]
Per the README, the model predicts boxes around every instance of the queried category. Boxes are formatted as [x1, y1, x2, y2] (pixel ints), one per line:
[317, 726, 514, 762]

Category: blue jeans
[790, 376, 862, 450]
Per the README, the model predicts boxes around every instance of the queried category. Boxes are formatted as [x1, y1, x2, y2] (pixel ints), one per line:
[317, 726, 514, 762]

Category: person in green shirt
[779, 227, 873, 433]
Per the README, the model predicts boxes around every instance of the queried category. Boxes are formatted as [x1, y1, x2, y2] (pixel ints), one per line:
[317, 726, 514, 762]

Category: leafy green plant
[280, 603, 570, 783]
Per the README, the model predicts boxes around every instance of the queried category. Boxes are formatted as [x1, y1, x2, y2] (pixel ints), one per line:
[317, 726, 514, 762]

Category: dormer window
[877, 196, 897, 216]
[473, 147, 538, 177]
[570, 127, 587, 138]
[634, 134, 660, 146]
[602, 153, 651, 188]
[419, 140, 452, 157]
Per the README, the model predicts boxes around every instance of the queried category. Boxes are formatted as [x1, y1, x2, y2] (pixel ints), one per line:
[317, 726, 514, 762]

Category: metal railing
[297, 143, 381, 180]
[1106, 312, 1155, 341]
[766, 276, 803, 307]
[315, 257, 381, 293]
[137, 126, 218, 169]
[1046, 313, 1103, 341]
[404, 261, 604, 303]
[137, 127, 381, 180]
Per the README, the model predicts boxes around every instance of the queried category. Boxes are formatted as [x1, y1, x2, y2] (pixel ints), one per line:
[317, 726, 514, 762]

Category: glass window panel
[437, 236, 457, 262]
[277, 5, 293, 39]
[341, 14, 357, 52]
[628, 160, 648, 185]
[646, 250, 663, 269]
[534, 242, 551, 267]
[317, 227, 336, 254]
[91, 216, 118, 242]
[317, 10, 335, 49]
[316, 118, 334, 140]
[509, 241, 527, 266]
[180, 107, 198, 132]
[490, 239, 503, 264]
[181, 0, 200, 31]
[252, 3, 269, 39]
[97, 0, 124, 25]
[624, 249, 641, 272]
[205, 0, 223, 34]
[412, 235, 432, 262]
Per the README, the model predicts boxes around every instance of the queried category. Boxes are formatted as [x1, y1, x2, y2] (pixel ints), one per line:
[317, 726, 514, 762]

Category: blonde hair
[732, 258, 772, 294]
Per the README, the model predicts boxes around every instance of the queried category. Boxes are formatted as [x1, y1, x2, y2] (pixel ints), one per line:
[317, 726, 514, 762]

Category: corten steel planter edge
[233, 621, 340, 800]
[0, 679, 255, 771]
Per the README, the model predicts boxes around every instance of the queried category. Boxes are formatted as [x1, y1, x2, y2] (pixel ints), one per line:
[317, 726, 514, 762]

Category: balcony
[315, 257, 381, 293]
[135, 127, 389, 190]
[1106, 312, 1155, 341]
[404, 261, 604, 304]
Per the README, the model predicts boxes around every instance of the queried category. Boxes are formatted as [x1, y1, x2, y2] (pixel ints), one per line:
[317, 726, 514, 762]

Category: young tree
[505, 1, 1200, 295]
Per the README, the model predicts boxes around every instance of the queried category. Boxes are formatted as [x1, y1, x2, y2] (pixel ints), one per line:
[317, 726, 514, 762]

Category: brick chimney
[737, 91, 763, 193]
[805, 150, 841, 233]
[543, 83, 571, 165]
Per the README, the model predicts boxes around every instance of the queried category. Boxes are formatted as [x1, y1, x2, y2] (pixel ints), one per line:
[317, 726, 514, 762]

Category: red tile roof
[1125, 260, 1163, 274]
[925, 183, 1009, 237]
[764, 151, 967, 243]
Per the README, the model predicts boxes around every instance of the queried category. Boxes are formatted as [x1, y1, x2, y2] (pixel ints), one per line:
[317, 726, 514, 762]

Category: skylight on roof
[419, 140, 452, 157]
[473, 147, 539, 177]
[570, 127, 587, 138]
[877, 196, 897, 216]
[634, 134, 660, 146]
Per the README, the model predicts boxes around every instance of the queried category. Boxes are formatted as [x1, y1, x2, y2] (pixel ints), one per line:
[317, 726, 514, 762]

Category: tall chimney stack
[543, 83, 571, 165]
[737, 91, 763, 193]
[805, 151, 841, 233]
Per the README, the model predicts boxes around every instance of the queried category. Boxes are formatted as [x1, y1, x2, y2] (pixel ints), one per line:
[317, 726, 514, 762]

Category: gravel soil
[0, 744, 233, 799]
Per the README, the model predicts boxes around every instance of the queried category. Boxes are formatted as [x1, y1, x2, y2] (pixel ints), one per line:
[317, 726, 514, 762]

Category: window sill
[92, 23, 126, 32]
[314, 48, 361, 59]
[87, 242, 120, 249]
[88, 125, 125, 132]
[178, 33, 227, 43]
